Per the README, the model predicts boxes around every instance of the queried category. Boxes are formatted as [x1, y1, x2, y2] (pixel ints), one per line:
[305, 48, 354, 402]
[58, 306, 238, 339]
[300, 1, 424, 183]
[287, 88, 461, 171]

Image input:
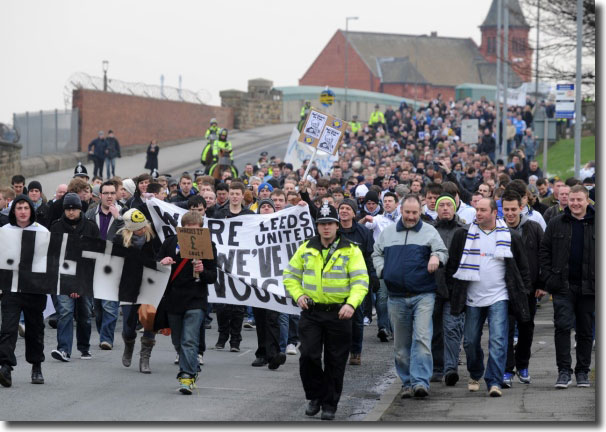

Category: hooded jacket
[4, 194, 48, 232]
[432, 215, 468, 299]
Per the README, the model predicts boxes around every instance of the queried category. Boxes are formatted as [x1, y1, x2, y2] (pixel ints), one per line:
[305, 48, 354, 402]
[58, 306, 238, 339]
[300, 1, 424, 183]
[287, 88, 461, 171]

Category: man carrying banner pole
[284, 203, 369, 421]
[0, 195, 49, 387]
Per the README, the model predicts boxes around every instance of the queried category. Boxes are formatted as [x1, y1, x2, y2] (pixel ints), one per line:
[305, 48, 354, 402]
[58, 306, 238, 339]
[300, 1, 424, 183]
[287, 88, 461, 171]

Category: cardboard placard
[298, 108, 348, 156]
[176, 227, 214, 259]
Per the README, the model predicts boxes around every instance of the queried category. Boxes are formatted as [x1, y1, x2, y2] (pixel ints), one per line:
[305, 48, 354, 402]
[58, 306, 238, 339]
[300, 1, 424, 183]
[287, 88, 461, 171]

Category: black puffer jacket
[50, 213, 100, 238]
[446, 227, 533, 322]
[509, 215, 544, 290]
[539, 206, 595, 296]
[432, 215, 468, 299]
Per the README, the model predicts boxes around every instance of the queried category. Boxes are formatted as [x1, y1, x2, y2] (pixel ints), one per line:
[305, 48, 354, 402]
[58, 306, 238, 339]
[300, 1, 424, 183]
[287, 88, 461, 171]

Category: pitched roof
[481, 0, 530, 28]
[344, 31, 491, 87]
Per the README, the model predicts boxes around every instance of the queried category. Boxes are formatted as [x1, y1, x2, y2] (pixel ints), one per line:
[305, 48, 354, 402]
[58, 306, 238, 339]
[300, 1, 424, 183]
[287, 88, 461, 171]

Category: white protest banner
[209, 269, 300, 315]
[0, 229, 170, 308]
[498, 83, 527, 106]
[146, 198, 316, 298]
[284, 127, 339, 176]
[461, 119, 479, 144]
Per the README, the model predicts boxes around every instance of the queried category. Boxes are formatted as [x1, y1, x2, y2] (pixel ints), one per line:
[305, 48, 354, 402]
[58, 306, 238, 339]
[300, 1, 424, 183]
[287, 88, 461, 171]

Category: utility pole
[496, 0, 502, 155]
[574, 0, 582, 178]
[102, 60, 109, 92]
[501, 0, 509, 162]
[344, 16, 358, 121]
[534, 0, 540, 101]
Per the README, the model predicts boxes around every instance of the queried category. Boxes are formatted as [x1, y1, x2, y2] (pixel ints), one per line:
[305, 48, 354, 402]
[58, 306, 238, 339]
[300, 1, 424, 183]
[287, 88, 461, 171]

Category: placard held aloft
[176, 227, 214, 259]
[298, 108, 348, 156]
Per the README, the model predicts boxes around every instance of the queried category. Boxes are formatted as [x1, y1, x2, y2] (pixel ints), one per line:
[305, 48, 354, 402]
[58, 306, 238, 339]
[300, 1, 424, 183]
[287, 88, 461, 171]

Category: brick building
[299, 0, 531, 102]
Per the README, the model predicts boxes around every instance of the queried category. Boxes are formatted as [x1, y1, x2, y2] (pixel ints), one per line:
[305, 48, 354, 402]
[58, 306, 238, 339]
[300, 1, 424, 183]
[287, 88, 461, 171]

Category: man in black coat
[88, 131, 107, 178]
[337, 199, 376, 364]
[501, 190, 545, 388]
[104, 130, 121, 178]
[49, 193, 100, 362]
[539, 185, 595, 389]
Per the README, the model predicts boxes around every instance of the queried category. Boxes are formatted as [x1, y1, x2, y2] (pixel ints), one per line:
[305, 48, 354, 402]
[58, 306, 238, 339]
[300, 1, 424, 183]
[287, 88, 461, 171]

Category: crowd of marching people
[0, 93, 595, 420]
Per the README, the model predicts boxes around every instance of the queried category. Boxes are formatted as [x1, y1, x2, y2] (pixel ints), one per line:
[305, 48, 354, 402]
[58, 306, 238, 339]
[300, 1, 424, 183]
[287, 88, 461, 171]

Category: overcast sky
[0, 0, 541, 125]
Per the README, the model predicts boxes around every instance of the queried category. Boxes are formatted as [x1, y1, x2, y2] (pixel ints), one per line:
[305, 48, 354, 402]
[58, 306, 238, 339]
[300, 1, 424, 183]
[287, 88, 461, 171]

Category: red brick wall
[299, 30, 378, 92]
[72, 89, 233, 152]
[479, 27, 532, 81]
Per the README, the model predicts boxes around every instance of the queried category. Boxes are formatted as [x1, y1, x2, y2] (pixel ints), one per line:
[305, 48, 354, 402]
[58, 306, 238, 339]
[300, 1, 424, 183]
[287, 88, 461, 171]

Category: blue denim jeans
[105, 157, 116, 178]
[376, 279, 391, 333]
[351, 305, 364, 354]
[121, 304, 155, 340]
[388, 293, 435, 389]
[56, 295, 93, 355]
[169, 309, 205, 376]
[463, 300, 509, 389]
[443, 301, 464, 375]
[279, 313, 300, 352]
[94, 299, 119, 345]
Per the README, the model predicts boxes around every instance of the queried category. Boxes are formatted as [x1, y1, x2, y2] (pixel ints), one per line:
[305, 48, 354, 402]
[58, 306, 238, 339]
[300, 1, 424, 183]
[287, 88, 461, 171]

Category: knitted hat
[339, 199, 357, 213]
[257, 198, 276, 214]
[435, 194, 456, 210]
[27, 181, 42, 193]
[122, 178, 136, 196]
[355, 184, 369, 199]
[92, 184, 101, 198]
[258, 182, 274, 193]
[63, 193, 82, 210]
[364, 190, 380, 204]
[122, 208, 149, 232]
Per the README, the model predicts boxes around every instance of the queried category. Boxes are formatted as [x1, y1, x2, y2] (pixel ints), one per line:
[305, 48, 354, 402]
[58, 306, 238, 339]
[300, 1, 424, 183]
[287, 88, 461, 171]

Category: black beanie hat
[63, 193, 82, 210]
[28, 181, 42, 193]
[364, 190, 380, 205]
[257, 198, 276, 214]
[339, 198, 358, 213]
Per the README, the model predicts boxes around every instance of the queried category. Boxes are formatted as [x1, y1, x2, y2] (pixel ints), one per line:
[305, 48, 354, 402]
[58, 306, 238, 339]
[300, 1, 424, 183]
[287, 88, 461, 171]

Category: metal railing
[13, 109, 79, 158]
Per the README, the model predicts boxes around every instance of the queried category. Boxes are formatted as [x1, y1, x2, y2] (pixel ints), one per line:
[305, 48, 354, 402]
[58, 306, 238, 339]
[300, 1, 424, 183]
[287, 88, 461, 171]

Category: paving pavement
[32, 123, 296, 194]
[2, 310, 395, 421]
[371, 298, 596, 422]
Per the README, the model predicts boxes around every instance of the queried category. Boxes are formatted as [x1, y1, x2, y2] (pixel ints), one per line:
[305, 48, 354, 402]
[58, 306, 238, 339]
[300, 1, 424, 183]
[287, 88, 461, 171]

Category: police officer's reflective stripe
[323, 286, 350, 293]
[349, 269, 367, 277]
[323, 273, 348, 280]
[286, 264, 303, 276]
[284, 273, 302, 281]
[304, 270, 316, 277]
[351, 280, 369, 288]
[303, 283, 317, 291]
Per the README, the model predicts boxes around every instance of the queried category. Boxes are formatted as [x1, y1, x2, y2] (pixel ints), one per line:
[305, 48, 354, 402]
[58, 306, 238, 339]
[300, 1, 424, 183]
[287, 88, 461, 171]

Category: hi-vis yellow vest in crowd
[284, 235, 369, 308]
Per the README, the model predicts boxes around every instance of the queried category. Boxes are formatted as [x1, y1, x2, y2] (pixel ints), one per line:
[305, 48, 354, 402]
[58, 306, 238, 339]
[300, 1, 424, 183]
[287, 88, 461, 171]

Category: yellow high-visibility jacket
[369, 110, 385, 126]
[284, 235, 369, 308]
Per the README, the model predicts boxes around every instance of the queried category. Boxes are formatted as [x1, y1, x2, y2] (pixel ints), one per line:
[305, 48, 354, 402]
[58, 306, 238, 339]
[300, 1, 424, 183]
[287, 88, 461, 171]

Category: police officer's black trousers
[252, 307, 281, 361]
[298, 309, 352, 410]
[0, 293, 46, 369]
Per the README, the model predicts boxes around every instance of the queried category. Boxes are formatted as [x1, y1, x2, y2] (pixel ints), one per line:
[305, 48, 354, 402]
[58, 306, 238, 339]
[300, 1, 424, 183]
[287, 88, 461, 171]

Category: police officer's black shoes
[0, 365, 12, 387]
[251, 357, 268, 367]
[305, 399, 321, 416]
[268, 352, 286, 370]
[321, 406, 336, 421]
[377, 328, 389, 342]
[31, 363, 44, 384]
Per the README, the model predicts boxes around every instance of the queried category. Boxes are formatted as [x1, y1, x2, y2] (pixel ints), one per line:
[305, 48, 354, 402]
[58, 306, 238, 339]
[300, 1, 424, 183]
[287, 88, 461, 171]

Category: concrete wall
[220, 79, 282, 130]
[72, 89, 233, 152]
[0, 140, 22, 186]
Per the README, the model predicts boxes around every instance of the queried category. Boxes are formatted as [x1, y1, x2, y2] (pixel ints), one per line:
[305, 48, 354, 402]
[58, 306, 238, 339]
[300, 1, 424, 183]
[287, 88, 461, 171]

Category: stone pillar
[0, 140, 22, 186]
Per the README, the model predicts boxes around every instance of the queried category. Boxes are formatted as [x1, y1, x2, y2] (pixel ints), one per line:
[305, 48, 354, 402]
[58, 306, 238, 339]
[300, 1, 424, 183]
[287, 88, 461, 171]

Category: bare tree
[519, 0, 595, 94]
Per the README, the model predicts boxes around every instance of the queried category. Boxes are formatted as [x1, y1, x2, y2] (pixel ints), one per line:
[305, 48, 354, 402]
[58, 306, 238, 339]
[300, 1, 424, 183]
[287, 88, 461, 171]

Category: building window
[487, 36, 496, 54]
[512, 38, 526, 54]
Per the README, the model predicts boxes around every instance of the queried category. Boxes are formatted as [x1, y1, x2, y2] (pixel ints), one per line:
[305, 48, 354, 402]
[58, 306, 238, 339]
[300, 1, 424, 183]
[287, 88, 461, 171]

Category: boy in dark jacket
[49, 193, 100, 362]
[159, 211, 217, 395]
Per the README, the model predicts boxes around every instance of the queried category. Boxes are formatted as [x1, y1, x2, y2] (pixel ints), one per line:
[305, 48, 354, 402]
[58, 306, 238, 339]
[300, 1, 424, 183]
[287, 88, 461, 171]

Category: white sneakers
[286, 344, 298, 355]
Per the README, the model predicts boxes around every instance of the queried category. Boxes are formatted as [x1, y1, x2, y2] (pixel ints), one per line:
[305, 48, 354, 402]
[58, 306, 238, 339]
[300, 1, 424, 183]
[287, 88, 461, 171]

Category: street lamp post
[102, 60, 109, 92]
[344, 16, 358, 121]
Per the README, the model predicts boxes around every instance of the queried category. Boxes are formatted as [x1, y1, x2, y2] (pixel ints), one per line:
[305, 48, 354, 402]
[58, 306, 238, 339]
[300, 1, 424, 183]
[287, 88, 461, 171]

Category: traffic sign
[319, 89, 335, 107]
[555, 83, 575, 119]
